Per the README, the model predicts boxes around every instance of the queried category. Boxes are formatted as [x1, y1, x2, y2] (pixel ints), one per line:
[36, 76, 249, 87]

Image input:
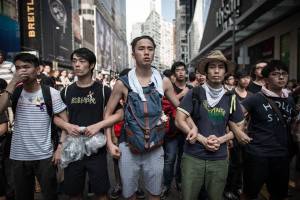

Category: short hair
[71, 48, 96, 65]
[261, 60, 289, 78]
[171, 61, 187, 74]
[163, 69, 172, 78]
[189, 72, 196, 82]
[0, 78, 7, 91]
[131, 35, 156, 53]
[13, 53, 39, 67]
[235, 68, 250, 79]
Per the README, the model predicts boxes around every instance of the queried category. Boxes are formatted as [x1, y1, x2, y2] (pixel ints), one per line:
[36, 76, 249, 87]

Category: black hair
[171, 61, 187, 74]
[71, 48, 96, 73]
[0, 50, 6, 60]
[261, 60, 289, 78]
[0, 78, 7, 91]
[119, 68, 131, 77]
[189, 72, 196, 82]
[251, 59, 269, 79]
[13, 53, 39, 67]
[224, 73, 234, 81]
[235, 68, 250, 79]
[131, 35, 156, 53]
[163, 69, 172, 78]
[71, 48, 96, 65]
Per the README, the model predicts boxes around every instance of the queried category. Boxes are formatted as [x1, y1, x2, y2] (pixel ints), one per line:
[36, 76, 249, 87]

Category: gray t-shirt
[10, 87, 66, 161]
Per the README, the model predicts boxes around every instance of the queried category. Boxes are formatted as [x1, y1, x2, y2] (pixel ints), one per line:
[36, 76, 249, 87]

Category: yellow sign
[27, 0, 36, 38]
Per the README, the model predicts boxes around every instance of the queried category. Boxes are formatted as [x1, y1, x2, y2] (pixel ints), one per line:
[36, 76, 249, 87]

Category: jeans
[163, 136, 178, 187]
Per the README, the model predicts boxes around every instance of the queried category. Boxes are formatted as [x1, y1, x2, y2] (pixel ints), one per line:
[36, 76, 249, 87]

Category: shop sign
[26, 0, 36, 38]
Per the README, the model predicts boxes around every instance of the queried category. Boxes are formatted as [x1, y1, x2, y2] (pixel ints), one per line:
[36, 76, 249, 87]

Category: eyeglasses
[270, 71, 288, 78]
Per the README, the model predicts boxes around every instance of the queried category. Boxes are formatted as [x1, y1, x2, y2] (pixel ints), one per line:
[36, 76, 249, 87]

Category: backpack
[191, 86, 236, 122]
[119, 75, 165, 153]
[11, 84, 60, 151]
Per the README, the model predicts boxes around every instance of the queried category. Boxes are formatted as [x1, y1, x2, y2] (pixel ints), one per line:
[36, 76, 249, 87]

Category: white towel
[128, 67, 164, 101]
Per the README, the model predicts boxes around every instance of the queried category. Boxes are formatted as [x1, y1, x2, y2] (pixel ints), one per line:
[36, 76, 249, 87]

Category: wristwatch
[48, 0, 67, 33]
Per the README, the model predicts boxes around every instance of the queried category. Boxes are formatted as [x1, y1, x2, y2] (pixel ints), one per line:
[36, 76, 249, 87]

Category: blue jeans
[163, 136, 178, 187]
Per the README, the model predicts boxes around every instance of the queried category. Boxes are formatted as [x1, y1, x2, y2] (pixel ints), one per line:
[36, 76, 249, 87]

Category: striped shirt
[10, 87, 66, 161]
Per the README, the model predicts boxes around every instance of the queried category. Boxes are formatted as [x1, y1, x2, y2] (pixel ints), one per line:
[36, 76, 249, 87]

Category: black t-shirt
[234, 89, 252, 102]
[179, 86, 244, 160]
[61, 82, 111, 127]
[173, 83, 193, 101]
[242, 93, 295, 157]
[247, 81, 262, 94]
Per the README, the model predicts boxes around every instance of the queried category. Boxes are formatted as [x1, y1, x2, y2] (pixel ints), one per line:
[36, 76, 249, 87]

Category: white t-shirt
[10, 87, 66, 161]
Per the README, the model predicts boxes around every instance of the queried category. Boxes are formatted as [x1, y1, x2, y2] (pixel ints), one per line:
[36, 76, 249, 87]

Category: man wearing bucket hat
[175, 50, 244, 200]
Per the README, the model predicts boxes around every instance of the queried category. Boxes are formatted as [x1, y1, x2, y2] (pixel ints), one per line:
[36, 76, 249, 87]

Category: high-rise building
[161, 20, 174, 69]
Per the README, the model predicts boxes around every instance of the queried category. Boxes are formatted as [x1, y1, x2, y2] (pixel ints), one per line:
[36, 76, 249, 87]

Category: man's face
[195, 71, 206, 85]
[238, 76, 251, 89]
[174, 66, 186, 82]
[132, 39, 154, 67]
[266, 69, 289, 90]
[15, 60, 39, 83]
[255, 62, 267, 78]
[226, 75, 235, 86]
[44, 65, 51, 73]
[72, 54, 93, 77]
[206, 61, 226, 85]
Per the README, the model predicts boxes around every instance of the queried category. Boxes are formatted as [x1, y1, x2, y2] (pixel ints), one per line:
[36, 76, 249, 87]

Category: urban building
[161, 20, 175, 69]
[189, 0, 300, 81]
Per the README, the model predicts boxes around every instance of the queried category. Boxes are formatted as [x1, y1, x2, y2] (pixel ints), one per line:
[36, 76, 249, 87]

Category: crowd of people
[0, 35, 300, 200]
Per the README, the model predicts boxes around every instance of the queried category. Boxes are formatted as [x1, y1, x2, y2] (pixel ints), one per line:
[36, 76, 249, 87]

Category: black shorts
[0, 163, 5, 196]
[63, 147, 110, 196]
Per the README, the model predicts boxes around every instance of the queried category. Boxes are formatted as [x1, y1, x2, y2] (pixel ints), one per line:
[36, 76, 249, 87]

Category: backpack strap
[41, 84, 53, 117]
[11, 86, 24, 115]
[118, 75, 132, 92]
[102, 84, 105, 111]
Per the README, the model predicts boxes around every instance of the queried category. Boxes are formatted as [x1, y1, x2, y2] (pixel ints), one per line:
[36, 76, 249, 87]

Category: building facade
[189, 0, 300, 80]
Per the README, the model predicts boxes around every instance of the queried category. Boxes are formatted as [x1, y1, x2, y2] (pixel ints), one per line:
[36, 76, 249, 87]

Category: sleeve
[229, 98, 244, 124]
[177, 90, 193, 117]
[50, 88, 67, 114]
[0, 112, 8, 124]
[241, 94, 256, 113]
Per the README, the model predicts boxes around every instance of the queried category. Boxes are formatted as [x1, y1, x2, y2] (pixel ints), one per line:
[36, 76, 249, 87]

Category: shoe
[110, 185, 122, 200]
[223, 191, 239, 200]
[136, 188, 146, 199]
[160, 186, 170, 200]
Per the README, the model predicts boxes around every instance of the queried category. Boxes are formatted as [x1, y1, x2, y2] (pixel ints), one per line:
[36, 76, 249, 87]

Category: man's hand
[52, 145, 62, 165]
[235, 130, 252, 145]
[11, 69, 29, 85]
[85, 123, 101, 137]
[186, 129, 198, 144]
[66, 123, 81, 136]
[197, 134, 220, 152]
[107, 142, 121, 159]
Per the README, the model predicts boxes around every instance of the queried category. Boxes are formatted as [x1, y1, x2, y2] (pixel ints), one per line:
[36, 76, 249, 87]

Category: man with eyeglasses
[239, 60, 296, 200]
[247, 60, 268, 93]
